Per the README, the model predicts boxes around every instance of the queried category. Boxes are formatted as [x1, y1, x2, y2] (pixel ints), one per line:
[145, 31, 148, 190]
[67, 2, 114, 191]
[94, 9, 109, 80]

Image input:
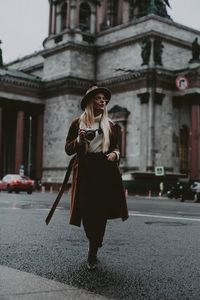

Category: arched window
[61, 3, 67, 31]
[179, 125, 189, 174]
[80, 2, 91, 32]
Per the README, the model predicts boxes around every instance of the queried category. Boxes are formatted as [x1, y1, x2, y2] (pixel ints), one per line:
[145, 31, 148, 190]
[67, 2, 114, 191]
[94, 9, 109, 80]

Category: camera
[85, 129, 97, 141]
[84, 128, 103, 141]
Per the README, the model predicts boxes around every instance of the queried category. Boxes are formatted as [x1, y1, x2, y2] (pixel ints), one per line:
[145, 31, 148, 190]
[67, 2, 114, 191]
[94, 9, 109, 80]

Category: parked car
[0, 174, 35, 194]
[167, 180, 200, 202]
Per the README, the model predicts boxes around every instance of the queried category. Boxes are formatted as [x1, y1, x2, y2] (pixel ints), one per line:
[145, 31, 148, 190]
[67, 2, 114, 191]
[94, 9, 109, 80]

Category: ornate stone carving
[189, 37, 200, 63]
[141, 37, 151, 66]
[153, 37, 164, 66]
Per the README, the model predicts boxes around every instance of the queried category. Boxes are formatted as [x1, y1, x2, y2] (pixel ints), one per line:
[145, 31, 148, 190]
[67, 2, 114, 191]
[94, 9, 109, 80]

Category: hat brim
[81, 87, 111, 110]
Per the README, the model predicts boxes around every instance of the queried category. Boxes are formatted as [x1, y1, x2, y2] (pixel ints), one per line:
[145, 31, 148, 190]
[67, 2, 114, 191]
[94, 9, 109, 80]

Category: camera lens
[85, 130, 96, 140]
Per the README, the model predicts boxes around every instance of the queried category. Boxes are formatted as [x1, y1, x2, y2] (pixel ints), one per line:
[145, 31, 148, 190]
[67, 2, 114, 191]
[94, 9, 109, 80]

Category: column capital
[155, 93, 165, 105]
[137, 92, 150, 104]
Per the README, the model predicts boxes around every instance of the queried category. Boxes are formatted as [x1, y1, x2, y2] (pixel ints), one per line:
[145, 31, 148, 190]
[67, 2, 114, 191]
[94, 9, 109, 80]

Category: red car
[0, 174, 35, 194]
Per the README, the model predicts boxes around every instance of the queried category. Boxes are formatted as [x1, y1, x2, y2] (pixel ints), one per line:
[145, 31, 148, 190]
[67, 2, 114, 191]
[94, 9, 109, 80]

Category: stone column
[51, 2, 57, 34]
[138, 92, 150, 171]
[67, 0, 71, 28]
[199, 107, 200, 179]
[15, 111, 24, 174]
[48, 0, 53, 35]
[199, 106, 200, 179]
[90, 10, 96, 34]
[35, 115, 44, 180]
[146, 67, 158, 170]
[76, 0, 80, 29]
[117, 0, 123, 24]
[154, 93, 165, 166]
[191, 105, 200, 179]
[70, 0, 77, 29]
[101, 0, 108, 27]
[56, 5, 61, 34]
[0, 107, 2, 177]
[147, 90, 155, 171]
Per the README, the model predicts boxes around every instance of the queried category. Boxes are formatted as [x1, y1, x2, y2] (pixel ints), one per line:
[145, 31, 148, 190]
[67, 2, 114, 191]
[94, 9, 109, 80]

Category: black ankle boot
[87, 242, 98, 270]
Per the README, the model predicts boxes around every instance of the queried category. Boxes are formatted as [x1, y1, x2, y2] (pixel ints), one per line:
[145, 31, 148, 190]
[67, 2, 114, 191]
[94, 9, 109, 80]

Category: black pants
[82, 216, 107, 248]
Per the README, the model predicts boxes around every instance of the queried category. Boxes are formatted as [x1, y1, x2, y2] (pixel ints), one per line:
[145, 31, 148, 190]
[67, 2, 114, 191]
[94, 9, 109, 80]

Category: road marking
[1, 206, 200, 222]
[0, 207, 64, 211]
[129, 212, 200, 222]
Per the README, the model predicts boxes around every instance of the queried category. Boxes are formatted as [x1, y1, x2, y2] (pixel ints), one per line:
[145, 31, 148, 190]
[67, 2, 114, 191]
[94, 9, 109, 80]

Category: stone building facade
[0, 0, 200, 192]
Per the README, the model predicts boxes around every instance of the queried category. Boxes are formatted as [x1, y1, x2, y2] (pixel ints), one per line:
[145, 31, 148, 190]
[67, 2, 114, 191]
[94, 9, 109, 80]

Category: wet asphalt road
[0, 192, 200, 300]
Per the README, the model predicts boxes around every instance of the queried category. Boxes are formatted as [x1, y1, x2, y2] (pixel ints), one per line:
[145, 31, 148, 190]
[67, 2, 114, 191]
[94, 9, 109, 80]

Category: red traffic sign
[176, 76, 189, 90]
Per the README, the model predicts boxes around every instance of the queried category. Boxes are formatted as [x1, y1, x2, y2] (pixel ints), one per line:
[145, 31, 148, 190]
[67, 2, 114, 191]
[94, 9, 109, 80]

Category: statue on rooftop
[190, 37, 200, 63]
[132, 0, 171, 19]
[153, 0, 171, 18]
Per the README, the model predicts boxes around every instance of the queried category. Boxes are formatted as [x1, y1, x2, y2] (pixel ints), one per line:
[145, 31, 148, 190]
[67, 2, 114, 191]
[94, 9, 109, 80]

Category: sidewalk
[0, 265, 109, 300]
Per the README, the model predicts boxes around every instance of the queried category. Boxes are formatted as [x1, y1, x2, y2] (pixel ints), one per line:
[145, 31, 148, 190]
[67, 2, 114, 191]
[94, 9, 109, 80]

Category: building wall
[3, 14, 200, 185]
[40, 17, 199, 181]
[43, 93, 82, 183]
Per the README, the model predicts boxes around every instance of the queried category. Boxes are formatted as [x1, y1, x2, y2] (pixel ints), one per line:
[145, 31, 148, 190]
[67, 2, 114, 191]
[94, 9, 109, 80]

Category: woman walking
[65, 85, 129, 270]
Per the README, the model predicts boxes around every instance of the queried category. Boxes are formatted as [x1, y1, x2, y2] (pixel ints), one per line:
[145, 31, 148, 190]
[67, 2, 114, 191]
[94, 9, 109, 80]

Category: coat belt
[45, 155, 76, 225]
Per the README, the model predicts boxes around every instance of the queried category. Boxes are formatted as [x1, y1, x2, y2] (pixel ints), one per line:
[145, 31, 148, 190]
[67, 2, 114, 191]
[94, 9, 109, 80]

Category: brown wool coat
[65, 118, 129, 227]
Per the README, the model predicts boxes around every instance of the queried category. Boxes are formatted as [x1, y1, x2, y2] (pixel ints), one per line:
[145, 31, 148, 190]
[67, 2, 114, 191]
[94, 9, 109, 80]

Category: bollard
[41, 186, 45, 192]
[148, 190, 151, 198]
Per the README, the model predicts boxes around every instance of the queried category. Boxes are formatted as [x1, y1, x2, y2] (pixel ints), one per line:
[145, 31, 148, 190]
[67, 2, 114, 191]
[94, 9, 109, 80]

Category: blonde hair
[79, 99, 111, 153]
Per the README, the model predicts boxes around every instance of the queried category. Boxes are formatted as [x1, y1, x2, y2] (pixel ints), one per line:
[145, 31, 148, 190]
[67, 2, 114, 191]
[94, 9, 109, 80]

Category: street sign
[19, 165, 24, 176]
[175, 76, 189, 90]
[155, 166, 164, 176]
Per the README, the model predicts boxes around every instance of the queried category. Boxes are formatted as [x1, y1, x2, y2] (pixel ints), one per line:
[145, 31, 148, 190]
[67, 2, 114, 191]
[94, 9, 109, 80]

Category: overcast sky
[0, 0, 200, 64]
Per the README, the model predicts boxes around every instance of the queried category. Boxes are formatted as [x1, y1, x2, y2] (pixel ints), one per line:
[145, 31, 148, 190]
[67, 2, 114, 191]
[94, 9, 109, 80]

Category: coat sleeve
[114, 123, 122, 152]
[65, 119, 87, 156]
[109, 123, 122, 161]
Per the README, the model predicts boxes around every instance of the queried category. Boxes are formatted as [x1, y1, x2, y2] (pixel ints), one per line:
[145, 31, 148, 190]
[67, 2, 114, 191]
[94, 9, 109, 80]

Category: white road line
[129, 212, 200, 222]
[1, 207, 200, 222]
[0, 207, 63, 211]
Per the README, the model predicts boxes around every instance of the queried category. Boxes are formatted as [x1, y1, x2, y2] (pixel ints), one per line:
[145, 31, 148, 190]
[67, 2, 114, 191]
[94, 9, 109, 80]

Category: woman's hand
[106, 152, 117, 162]
[78, 129, 87, 143]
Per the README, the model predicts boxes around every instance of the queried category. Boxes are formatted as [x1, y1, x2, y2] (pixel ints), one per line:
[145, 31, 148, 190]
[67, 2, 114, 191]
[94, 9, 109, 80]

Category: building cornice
[1, 66, 200, 99]
[97, 30, 193, 54]
[42, 41, 96, 58]
[100, 67, 200, 93]
[97, 14, 200, 38]
[0, 70, 43, 98]
[0, 74, 42, 88]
